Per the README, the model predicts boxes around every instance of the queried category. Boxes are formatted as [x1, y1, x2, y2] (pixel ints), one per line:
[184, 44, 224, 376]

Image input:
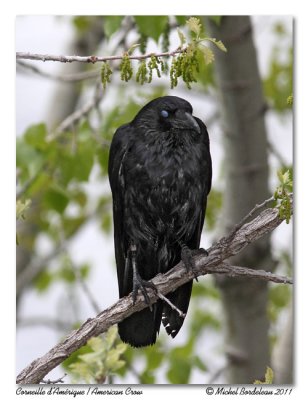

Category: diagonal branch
[48, 80, 104, 140]
[16, 200, 293, 384]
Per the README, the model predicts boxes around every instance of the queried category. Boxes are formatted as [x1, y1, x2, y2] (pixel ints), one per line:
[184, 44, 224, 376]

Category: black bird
[108, 96, 212, 347]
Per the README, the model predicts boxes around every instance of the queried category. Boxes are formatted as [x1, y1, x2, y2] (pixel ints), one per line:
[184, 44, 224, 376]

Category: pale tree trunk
[206, 16, 274, 383]
[46, 17, 105, 128]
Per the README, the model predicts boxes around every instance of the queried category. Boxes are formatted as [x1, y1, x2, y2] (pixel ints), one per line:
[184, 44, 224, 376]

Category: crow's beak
[175, 110, 201, 133]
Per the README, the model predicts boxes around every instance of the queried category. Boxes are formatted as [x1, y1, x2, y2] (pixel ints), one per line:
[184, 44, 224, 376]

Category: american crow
[108, 96, 212, 347]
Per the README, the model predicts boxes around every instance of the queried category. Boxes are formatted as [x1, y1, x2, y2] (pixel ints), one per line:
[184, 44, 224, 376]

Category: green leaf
[166, 340, 194, 383]
[254, 366, 274, 384]
[192, 280, 220, 299]
[206, 37, 227, 52]
[66, 328, 127, 383]
[287, 94, 293, 105]
[269, 285, 291, 309]
[140, 370, 155, 384]
[62, 216, 87, 238]
[43, 185, 69, 214]
[105, 345, 127, 371]
[16, 138, 45, 180]
[79, 263, 90, 279]
[72, 16, 92, 32]
[134, 16, 169, 43]
[88, 337, 104, 353]
[60, 141, 94, 184]
[265, 366, 274, 384]
[175, 16, 187, 26]
[33, 269, 53, 292]
[177, 28, 186, 46]
[24, 123, 48, 151]
[103, 16, 123, 38]
[16, 199, 31, 220]
[198, 45, 215, 65]
[56, 257, 76, 283]
[205, 188, 223, 230]
[62, 343, 92, 371]
[144, 344, 164, 370]
[167, 358, 191, 384]
[101, 212, 112, 233]
[186, 17, 202, 37]
[189, 309, 221, 337]
[193, 355, 207, 372]
[104, 325, 118, 349]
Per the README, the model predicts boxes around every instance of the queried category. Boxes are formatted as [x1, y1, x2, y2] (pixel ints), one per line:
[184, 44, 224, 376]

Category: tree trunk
[206, 16, 274, 383]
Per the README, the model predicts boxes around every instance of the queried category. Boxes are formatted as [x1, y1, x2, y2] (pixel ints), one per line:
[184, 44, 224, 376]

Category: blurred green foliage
[263, 22, 293, 113]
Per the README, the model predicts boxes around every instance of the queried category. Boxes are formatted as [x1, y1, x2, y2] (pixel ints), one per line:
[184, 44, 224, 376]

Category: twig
[207, 364, 228, 384]
[16, 241, 67, 296]
[220, 261, 293, 284]
[226, 195, 276, 240]
[16, 47, 183, 64]
[73, 266, 101, 315]
[16, 200, 293, 384]
[156, 292, 186, 318]
[16, 202, 111, 296]
[41, 373, 67, 384]
[48, 80, 104, 140]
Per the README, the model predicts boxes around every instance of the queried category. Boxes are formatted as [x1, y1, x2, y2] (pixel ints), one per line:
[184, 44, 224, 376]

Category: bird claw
[180, 244, 199, 282]
[197, 247, 209, 256]
[132, 271, 157, 311]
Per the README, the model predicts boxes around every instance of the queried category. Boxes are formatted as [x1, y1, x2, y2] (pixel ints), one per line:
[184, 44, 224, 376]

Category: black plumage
[108, 96, 212, 347]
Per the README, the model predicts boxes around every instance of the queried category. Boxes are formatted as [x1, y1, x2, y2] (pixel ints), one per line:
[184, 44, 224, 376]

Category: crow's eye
[160, 110, 169, 118]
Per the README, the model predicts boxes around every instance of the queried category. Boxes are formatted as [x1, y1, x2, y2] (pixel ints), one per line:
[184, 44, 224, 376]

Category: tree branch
[16, 200, 293, 384]
[16, 48, 183, 64]
[41, 373, 67, 384]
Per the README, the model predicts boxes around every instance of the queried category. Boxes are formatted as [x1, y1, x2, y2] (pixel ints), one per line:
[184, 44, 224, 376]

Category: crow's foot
[130, 243, 157, 310]
[180, 243, 199, 282]
[132, 270, 157, 310]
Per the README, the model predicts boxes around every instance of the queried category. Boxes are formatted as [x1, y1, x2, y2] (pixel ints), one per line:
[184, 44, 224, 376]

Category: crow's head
[132, 96, 201, 135]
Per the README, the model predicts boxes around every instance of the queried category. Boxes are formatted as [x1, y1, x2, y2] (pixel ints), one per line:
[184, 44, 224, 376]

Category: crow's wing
[109, 123, 164, 347]
[108, 123, 131, 297]
[162, 117, 212, 338]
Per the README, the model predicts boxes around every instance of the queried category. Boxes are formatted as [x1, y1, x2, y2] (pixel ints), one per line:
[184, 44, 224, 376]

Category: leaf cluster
[67, 326, 127, 384]
[274, 169, 293, 224]
[254, 366, 274, 384]
[102, 17, 227, 90]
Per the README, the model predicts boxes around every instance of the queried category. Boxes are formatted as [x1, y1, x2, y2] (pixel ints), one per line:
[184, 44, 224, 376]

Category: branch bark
[16, 48, 183, 64]
[16, 201, 292, 384]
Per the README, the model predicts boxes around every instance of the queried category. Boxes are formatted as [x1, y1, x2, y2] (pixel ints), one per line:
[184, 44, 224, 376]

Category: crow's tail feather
[162, 281, 192, 338]
[118, 301, 163, 347]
